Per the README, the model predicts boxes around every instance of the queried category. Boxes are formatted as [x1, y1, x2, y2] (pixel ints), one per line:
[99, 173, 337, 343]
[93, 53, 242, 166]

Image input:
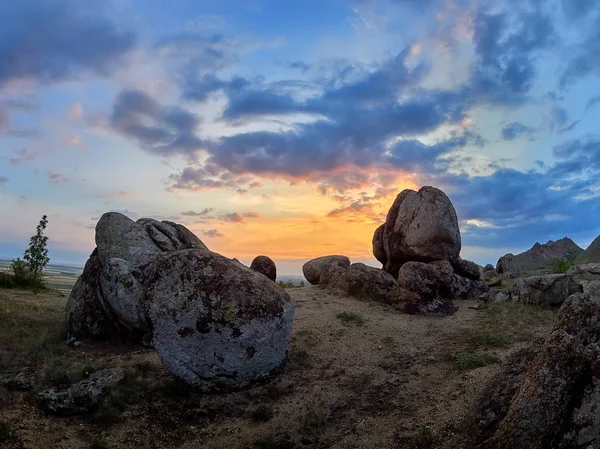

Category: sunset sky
[1, 0, 600, 274]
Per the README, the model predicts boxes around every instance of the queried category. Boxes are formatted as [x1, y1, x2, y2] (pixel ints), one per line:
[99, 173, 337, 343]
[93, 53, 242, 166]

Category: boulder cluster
[302, 186, 488, 316]
[67, 213, 293, 392]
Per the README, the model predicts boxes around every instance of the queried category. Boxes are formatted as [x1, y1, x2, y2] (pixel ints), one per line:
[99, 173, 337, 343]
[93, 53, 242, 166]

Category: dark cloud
[220, 212, 259, 223]
[0, 176, 8, 185]
[561, 0, 599, 21]
[0, 0, 135, 88]
[560, 11, 600, 88]
[111, 89, 206, 155]
[558, 120, 581, 134]
[47, 171, 69, 184]
[9, 148, 37, 165]
[586, 95, 600, 111]
[289, 61, 311, 72]
[203, 229, 224, 238]
[501, 122, 536, 140]
[181, 208, 214, 217]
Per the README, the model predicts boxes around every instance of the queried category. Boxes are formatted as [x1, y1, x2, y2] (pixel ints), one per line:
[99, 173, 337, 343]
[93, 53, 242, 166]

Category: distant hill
[497, 237, 583, 274]
[574, 235, 600, 264]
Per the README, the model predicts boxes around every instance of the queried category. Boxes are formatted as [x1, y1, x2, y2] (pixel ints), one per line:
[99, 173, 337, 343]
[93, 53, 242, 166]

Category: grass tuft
[336, 311, 365, 326]
[455, 352, 499, 371]
[471, 332, 505, 349]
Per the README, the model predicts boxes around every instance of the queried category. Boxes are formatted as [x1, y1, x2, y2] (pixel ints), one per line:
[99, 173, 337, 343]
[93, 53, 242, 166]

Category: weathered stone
[483, 264, 495, 273]
[386, 286, 457, 317]
[38, 368, 124, 415]
[143, 249, 294, 392]
[476, 330, 589, 449]
[137, 218, 208, 252]
[66, 249, 117, 340]
[302, 255, 351, 285]
[551, 293, 600, 346]
[496, 254, 521, 278]
[250, 255, 277, 282]
[515, 274, 583, 307]
[398, 261, 452, 297]
[480, 290, 512, 302]
[445, 274, 490, 299]
[0, 368, 35, 391]
[453, 258, 482, 281]
[566, 263, 600, 281]
[96, 213, 162, 267]
[98, 258, 149, 338]
[326, 263, 397, 303]
[376, 186, 461, 278]
[373, 224, 386, 266]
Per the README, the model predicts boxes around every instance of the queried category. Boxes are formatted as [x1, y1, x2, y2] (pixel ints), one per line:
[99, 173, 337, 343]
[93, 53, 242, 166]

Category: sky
[1, 0, 600, 274]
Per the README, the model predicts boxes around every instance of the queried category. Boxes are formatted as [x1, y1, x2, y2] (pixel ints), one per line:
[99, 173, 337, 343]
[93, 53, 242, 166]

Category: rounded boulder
[250, 255, 277, 282]
[302, 255, 351, 285]
[143, 249, 294, 392]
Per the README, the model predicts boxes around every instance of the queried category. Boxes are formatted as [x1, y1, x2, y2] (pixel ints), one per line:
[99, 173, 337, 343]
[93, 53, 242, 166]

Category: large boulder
[38, 368, 124, 415]
[394, 261, 457, 316]
[143, 249, 294, 392]
[374, 186, 461, 278]
[567, 263, 600, 297]
[302, 255, 351, 285]
[324, 263, 397, 303]
[474, 293, 600, 449]
[514, 274, 582, 307]
[453, 258, 482, 281]
[67, 213, 210, 341]
[496, 254, 521, 278]
[250, 255, 277, 282]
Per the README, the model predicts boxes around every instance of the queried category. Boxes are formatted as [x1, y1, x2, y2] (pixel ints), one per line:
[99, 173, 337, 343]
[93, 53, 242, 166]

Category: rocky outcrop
[250, 255, 277, 282]
[38, 368, 124, 415]
[483, 264, 495, 273]
[67, 212, 295, 391]
[144, 249, 293, 392]
[496, 237, 583, 277]
[302, 255, 351, 285]
[453, 258, 482, 280]
[374, 186, 461, 278]
[324, 263, 397, 303]
[514, 274, 582, 307]
[0, 368, 34, 391]
[473, 293, 600, 449]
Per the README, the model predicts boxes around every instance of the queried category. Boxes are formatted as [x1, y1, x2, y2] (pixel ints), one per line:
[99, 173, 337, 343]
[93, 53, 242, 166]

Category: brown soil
[0, 287, 556, 449]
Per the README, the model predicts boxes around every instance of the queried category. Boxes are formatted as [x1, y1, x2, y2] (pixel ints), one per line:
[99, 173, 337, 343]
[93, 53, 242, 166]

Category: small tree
[22, 215, 50, 281]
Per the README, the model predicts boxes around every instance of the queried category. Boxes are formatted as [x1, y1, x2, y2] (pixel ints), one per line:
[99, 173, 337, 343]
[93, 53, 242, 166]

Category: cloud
[220, 212, 259, 223]
[289, 61, 311, 72]
[0, 0, 135, 88]
[558, 120, 581, 134]
[111, 89, 205, 155]
[586, 95, 600, 111]
[501, 122, 536, 140]
[47, 171, 69, 184]
[202, 229, 224, 238]
[181, 208, 214, 217]
[9, 148, 37, 165]
[99, 191, 136, 199]
[0, 176, 7, 185]
[560, 10, 600, 87]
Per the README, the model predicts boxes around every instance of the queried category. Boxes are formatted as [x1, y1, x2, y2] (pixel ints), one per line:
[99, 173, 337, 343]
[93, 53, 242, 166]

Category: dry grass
[0, 287, 558, 449]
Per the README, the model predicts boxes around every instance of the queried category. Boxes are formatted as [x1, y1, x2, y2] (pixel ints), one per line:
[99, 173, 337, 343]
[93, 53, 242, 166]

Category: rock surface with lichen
[143, 249, 294, 392]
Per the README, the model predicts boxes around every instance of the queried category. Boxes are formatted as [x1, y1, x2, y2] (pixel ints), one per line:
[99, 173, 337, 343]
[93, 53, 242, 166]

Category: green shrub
[251, 404, 274, 422]
[471, 332, 505, 348]
[552, 259, 574, 274]
[455, 352, 499, 371]
[336, 311, 365, 326]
